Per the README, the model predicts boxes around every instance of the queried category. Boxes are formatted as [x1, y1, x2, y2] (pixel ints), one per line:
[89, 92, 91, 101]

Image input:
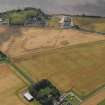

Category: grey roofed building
[24, 16, 47, 26]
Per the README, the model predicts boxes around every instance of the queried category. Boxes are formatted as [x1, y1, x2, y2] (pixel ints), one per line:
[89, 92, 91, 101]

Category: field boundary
[82, 83, 105, 100]
[65, 90, 83, 102]
[0, 59, 34, 85]
[12, 39, 105, 61]
[76, 28, 105, 35]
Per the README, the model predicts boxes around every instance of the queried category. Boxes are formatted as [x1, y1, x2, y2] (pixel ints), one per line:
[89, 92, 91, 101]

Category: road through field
[81, 87, 105, 105]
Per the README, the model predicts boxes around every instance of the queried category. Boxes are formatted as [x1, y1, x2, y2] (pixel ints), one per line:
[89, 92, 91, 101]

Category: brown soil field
[0, 64, 26, 105]
[0, 26, 105, 58]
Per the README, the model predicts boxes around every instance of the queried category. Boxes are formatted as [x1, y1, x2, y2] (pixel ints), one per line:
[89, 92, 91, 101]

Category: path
[0, 59, 34, 85]
[81, 87, 105, 105]
[9, 61, 34, 84]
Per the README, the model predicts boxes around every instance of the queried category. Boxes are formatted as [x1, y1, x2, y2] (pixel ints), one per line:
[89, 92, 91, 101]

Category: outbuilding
[24, 92, 34, 102]
[59, 16, 74, 28]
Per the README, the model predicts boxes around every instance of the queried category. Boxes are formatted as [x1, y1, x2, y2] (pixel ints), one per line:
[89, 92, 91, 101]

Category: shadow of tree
[0, 26, 23, 44]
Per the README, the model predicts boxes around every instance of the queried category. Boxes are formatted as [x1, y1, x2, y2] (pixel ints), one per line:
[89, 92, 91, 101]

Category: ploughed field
[0, 64, 26, 105]
[15, 40, 105, 97]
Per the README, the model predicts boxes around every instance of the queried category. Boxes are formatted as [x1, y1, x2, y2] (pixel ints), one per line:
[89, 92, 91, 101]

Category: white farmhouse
[59, 16, 74, 28]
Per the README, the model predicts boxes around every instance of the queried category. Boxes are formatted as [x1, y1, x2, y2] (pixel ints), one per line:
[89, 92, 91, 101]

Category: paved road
[81, 88, 105, 105]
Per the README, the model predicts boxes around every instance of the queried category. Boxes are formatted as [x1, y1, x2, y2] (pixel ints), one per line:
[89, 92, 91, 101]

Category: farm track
[9, 61, 34, 84]
[0, 60, 33, 85]
[81, 87, 105, 105]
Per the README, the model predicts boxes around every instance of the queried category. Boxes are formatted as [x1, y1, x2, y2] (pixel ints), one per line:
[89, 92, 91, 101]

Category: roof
[59, 16, 71, 23]
[0, 18, 3, 22]
[24, 92, 34, 101]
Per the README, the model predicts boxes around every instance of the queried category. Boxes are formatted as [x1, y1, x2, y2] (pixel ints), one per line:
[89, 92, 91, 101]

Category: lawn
[48, 17, 60, 27]
[15, 40, 105, 97]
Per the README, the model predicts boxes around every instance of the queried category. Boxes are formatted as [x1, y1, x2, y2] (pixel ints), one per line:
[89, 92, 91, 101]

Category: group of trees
[0, 7, 48, 25]
[29, 79, 60, 105]
[0, 51, 8, 61]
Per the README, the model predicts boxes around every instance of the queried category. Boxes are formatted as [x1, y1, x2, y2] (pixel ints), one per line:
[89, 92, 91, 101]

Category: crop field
[74, 17, 105, 33]
[15, 40, 105, 97]
[0, 26, 105, 58]
[0, 64, 27, 105]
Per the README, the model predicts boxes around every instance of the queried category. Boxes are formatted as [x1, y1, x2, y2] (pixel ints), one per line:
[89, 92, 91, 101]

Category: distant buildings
[0, 18, 9, 25]
[59, 16, 74, 29]
[24, 16, 47, 26]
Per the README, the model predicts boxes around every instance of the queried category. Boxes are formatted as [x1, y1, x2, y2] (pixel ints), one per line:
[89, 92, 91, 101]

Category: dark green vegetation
[63, 94, 80, 105]
[29, 79, 60, 105]
[0, 7, 48, 25]
[0, 51, 8, 61]
[98, 99, 105, 105]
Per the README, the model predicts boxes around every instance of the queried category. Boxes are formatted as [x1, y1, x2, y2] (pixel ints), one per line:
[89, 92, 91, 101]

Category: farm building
[28, 79, 61, 105]
[24, 16, 47, 26]
[24, 91, 34, 102]
[0, 18, 9, 25]
[59, 16, 74, 28]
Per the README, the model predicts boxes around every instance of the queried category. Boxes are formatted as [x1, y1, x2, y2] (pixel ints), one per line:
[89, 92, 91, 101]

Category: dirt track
[81, 88, 105, 105]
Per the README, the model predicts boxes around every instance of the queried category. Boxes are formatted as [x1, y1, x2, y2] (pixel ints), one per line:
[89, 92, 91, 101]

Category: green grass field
[74, 16, 105, 33]
[48, 17, 60, 27]
[15, 40, 105, 97]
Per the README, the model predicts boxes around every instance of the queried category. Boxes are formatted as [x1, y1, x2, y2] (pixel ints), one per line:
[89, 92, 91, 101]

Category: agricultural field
[0, 64, 26, 105]
[0, 26, 105, 58]
[48, 17, 60, 27]
[15, 40, 105, 98]
[74, 16, 105, 33]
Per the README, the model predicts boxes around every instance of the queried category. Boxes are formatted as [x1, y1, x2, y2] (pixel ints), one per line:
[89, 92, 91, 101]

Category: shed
[24, 92, 34, 101]
[0, 18, 3, 22]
